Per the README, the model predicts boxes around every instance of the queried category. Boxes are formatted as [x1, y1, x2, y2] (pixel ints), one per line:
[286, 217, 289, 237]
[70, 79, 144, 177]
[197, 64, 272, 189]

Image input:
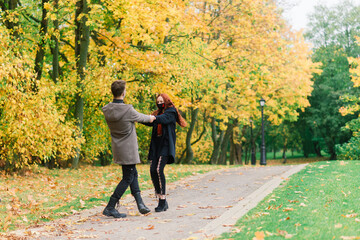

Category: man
[102, 80, 155, 218]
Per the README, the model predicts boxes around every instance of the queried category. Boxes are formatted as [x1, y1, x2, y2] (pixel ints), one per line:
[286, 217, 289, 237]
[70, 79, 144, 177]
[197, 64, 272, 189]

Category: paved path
[9, 164, 307, 240]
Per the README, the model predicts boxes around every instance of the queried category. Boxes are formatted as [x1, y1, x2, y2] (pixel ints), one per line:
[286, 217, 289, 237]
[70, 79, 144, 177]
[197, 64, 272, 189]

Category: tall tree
[336, 41, 360, 159]
[72, 0, 90, 168]
[305, 46, 355, 159]
[33, 0, 50, 91]
[0, 0, 20, 38]
[306, 0, 360, 57]
[302, 1, 360, 159]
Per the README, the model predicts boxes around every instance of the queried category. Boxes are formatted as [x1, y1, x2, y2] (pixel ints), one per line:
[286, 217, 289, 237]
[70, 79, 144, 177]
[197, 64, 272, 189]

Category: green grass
[219, 160, 360, 239]
[262, 150, 329, 160]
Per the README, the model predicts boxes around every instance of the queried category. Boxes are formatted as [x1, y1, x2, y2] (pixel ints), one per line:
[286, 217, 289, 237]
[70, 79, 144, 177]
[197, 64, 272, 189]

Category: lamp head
[260, 98, 265, 107]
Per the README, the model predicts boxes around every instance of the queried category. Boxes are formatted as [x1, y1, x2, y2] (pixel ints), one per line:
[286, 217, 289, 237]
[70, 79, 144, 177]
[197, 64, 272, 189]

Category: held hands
[149, 115, 156, 123]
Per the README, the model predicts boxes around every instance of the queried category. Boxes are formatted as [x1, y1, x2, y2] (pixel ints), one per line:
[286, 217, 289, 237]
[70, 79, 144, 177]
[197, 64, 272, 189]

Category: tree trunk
[237, 125, 246, 165]
[313, 141, 322, 157]
[235, 143, 243, 165]
[33, 0, 50, 91]
[229, 133, 235, 165]
[0, 0, 20, 38]
[282, 144, 287, 164]
[282, 137, 287, 163]
[72, 0, 90, 168]
[230, 137, 242, 165]
[328, 139, 337, 160]
[50, 0, 60, 84]
[218, 123, 233, 165]
[230, 125, 245, 165]
[183, 108, 199, 164]
[210, 118, 224, 164]
[244, 143, 248, 164]
[273, 141, 276, 159]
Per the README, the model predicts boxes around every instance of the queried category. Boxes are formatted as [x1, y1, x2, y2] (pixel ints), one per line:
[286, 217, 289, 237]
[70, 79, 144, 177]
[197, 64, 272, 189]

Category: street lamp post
[250, 119, 256, 165]
[260, 98, 266, 165]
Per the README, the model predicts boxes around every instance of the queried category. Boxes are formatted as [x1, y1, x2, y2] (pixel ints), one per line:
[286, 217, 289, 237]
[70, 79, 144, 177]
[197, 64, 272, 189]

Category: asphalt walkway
[9, 164, 307, 240]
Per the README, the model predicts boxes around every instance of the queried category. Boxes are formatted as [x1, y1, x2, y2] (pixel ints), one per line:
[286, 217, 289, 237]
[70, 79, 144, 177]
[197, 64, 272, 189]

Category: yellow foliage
[0, 29, 82, 171]
[0, 0, 319, 168]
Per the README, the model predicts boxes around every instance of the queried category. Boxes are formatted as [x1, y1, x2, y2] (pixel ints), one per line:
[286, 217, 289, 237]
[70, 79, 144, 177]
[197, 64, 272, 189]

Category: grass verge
[219, 160, 360, 239]
[0, 164, 222, 233]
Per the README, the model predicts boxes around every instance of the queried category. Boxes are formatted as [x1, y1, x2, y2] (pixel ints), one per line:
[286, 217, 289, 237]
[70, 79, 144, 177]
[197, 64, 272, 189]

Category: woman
[145, 93, 186, 212]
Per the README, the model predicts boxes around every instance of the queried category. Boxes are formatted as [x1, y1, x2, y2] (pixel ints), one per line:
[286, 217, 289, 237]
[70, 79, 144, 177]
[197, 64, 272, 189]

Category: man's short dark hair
[111, 80, 126, 97]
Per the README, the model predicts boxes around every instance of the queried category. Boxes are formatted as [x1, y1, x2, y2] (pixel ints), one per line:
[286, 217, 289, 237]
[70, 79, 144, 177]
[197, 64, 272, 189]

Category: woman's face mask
[157, 96, 165, 110]
[157, 103, 165, 110]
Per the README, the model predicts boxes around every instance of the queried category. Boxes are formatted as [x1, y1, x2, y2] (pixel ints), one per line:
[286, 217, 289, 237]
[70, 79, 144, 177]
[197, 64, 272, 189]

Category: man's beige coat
[102, 102, 151, 165]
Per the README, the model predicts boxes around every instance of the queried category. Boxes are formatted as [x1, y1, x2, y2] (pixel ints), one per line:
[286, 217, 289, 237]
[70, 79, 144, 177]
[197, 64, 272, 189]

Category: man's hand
[150, 115, 156, 123]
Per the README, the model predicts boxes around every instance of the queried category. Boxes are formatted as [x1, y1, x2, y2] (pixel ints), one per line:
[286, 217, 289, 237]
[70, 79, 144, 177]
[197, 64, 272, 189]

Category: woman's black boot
[133, 192, 151, 214]
[155, 199, 168, 212]
[103, 196, 127, 218]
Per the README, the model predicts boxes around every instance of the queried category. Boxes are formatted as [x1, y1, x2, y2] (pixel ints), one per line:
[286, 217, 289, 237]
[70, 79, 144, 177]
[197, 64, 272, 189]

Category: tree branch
[60, 38, 75, 50]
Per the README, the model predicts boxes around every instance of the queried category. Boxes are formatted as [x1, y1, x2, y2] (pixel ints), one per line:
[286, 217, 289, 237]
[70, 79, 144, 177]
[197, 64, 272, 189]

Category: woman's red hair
[152, 93, 187, 127]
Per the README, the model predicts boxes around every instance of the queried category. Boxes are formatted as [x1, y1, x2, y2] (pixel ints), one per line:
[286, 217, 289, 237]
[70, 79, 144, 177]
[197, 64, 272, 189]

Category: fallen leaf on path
[222, 224, 234, 227]
[128, 211, 139, 216]
[76, 234, 98, 239]
[157, 219, 172, 223]
[199, 206, 214, 209]
[222, 205, 233, 208]
[203, 215, 218, 219]
[177, 205, 187, 208]
[77, 218, 89, 223]
[144, 225, 155, 230]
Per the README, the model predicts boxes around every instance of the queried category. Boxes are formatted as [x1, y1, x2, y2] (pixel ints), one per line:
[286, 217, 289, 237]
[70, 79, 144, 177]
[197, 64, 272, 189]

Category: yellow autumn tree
[0, 0, 321, 169]
[0, 27, 82, 171]
[167, 0, 320, 164]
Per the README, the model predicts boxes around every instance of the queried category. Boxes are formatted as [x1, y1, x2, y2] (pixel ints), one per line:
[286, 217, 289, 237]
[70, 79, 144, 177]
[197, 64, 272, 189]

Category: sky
[282, 0, 360, 31]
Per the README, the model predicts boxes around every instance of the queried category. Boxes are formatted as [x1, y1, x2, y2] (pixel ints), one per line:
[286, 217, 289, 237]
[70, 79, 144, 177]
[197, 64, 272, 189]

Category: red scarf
[156, 112, 163, 136]
[157, 123, 162, 136]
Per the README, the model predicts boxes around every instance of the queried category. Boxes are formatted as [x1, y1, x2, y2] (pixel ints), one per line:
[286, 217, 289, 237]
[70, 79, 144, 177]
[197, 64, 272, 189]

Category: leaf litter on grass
[219, 160, 360, 240]
[0, 164, 222, 233]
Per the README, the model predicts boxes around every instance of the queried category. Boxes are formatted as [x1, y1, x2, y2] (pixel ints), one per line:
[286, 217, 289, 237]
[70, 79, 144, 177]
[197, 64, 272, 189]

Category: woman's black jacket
[143, 107, 178, 164]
